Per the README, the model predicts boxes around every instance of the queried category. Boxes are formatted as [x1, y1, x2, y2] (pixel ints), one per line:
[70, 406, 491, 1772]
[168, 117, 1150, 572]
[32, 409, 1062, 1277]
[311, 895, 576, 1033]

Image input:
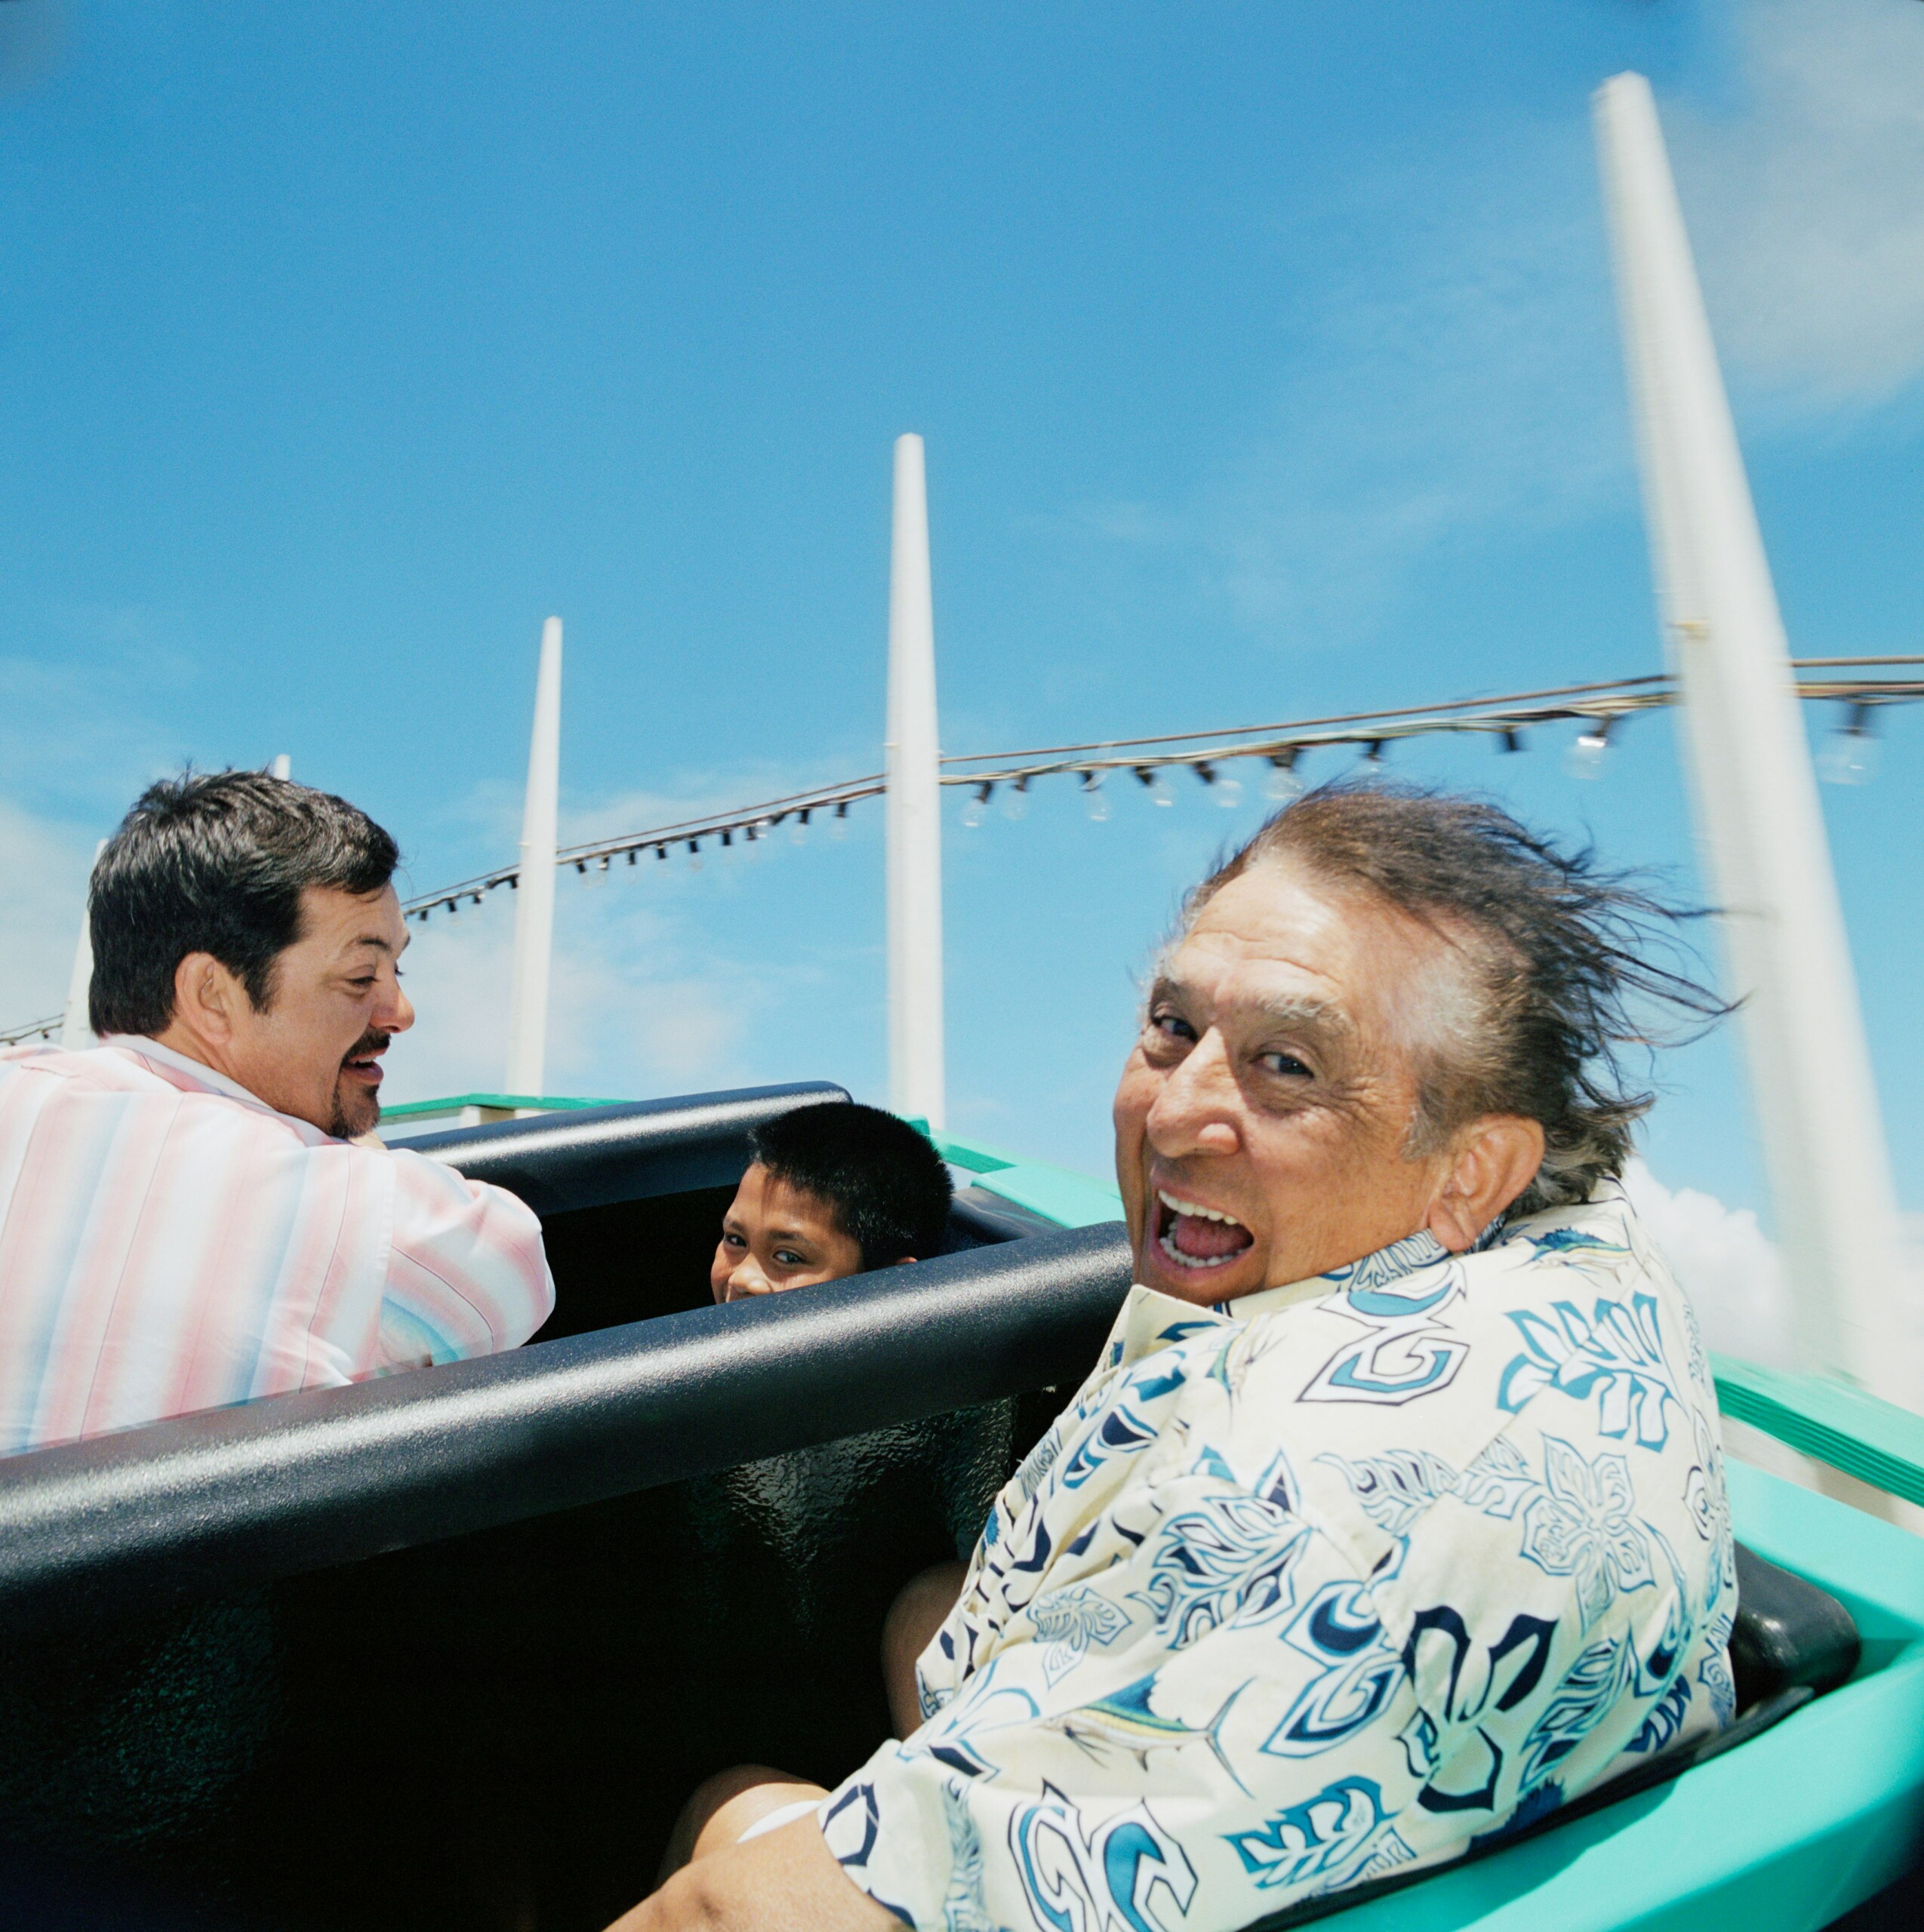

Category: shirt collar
[1110, 1214, 1510, 1372]
[103, 1035, 296, 1116]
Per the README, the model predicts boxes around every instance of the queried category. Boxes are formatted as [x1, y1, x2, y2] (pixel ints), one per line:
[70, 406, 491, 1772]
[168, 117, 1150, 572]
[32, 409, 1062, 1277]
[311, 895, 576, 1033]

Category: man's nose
[1146, 1029, 1242, 1158]
[728, 1257, 771, 1299]
[380, 975, 416, 1035]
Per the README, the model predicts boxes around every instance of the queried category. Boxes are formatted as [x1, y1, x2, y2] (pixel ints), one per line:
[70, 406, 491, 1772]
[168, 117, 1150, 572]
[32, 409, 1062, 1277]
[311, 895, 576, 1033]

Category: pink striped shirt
[0, 1037, 555, 1457]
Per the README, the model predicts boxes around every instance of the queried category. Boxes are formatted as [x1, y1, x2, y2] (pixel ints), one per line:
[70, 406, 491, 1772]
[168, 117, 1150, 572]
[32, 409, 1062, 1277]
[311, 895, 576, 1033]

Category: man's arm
[378, 1149, 555, 1362]
[608, 1818, 897, 1932]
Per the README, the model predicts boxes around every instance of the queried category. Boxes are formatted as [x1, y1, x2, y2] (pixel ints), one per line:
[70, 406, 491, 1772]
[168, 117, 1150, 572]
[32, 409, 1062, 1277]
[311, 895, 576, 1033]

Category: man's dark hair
[747, 1101, 954, 1269]
[89, 770, 402, 1038]
[1183, 780, 1730, 1216]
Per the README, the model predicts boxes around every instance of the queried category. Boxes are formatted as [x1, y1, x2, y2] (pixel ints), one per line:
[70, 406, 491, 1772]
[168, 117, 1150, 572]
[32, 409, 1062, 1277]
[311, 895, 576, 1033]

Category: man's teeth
[1157, 1189, 1242, 1226]
[1158, 1230, 1239, 1269]
[1155, 1189, 1248, 1269]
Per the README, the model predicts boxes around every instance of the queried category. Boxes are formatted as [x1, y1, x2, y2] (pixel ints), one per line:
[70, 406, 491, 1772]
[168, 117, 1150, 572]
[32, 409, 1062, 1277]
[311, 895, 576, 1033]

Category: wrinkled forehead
[1170, 854, 1456, 1051]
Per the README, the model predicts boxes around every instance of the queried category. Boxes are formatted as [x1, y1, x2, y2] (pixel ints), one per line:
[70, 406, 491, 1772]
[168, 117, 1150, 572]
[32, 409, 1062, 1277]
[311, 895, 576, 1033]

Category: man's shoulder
[0, 1040, 189, 1104]
[0, 1039, 340, 1152]
[1191, 1189, 1714, 1561]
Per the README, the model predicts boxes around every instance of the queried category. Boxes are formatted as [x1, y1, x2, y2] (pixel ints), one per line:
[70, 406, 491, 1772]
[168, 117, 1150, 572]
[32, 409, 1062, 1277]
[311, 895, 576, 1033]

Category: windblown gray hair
[1178, 781, 1731, 1216]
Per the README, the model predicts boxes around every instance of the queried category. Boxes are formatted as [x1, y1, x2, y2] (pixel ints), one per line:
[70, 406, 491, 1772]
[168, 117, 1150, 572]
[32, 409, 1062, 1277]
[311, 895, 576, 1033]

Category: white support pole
[1596, 73, 1914, 1407]
[505, 616, 562, 1100]
[60, 841, 106, 1051]
[269, 754, 291, 781]
[886, 435, 947, 1130]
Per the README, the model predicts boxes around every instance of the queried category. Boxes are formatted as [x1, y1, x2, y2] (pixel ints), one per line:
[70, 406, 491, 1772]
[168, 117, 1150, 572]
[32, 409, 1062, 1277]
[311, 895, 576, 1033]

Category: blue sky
[2, 0, 1921, 1229]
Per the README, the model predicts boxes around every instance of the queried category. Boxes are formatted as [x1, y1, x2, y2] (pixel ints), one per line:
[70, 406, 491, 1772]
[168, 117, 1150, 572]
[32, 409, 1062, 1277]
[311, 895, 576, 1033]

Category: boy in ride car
[710, 1100, 953, 1303]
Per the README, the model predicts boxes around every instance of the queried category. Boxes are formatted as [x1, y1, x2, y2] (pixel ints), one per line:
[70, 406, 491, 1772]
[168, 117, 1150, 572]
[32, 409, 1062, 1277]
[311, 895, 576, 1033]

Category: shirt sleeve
[819, 1466, 1432, 1932]
[374, 1151, 554, 1371]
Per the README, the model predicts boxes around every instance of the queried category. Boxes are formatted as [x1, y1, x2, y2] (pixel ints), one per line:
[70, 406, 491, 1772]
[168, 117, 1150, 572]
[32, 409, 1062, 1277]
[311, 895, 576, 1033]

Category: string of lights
[4, 658, 1918, 1044]
[396, 657, 1923, 915]
[1, 1013, 65, 1048]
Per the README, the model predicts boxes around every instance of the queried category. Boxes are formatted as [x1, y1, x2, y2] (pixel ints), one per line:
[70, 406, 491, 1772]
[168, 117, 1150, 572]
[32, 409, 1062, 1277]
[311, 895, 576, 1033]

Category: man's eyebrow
[1150, 975, 1353, 1037]
[1248, 993, 1354, 1037]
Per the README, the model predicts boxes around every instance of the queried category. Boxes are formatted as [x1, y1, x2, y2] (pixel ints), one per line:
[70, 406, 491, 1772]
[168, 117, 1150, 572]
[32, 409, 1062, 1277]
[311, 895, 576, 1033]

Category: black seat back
[389, 1081, 850, 1213]
[1731, 1542, 1861, 1707]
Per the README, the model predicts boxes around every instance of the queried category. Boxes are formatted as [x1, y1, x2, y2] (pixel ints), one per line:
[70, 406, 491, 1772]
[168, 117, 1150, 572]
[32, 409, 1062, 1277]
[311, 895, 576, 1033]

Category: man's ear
[1424, 1115, 1546, 1254]
[168, 952, 250, 1051]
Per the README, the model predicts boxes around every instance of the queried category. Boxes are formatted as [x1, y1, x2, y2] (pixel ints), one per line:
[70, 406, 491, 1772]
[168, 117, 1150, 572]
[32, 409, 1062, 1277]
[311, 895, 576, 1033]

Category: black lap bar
[0, 1221, 1133, 1638]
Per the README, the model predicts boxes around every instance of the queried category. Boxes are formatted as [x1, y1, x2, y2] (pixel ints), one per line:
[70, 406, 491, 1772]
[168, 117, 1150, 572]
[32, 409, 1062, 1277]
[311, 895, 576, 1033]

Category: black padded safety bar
[0, 1221, 1132, 1637]
[389, 1081, 850, 1215]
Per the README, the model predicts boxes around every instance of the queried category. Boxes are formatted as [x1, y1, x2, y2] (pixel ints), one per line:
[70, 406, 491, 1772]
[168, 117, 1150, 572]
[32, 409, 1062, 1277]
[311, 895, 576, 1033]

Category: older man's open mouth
[1156, 1189, 1256, 1271]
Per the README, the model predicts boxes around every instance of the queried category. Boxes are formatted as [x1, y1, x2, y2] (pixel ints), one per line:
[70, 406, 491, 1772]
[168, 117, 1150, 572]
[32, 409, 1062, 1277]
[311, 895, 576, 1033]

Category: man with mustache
[616, 783, 1735, 1932]
[0, 770, 553, 1455]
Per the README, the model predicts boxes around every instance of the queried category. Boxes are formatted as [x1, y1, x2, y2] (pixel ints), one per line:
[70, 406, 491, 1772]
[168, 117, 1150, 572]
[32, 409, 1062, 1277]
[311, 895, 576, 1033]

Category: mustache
[341, 1030, 393, 1068]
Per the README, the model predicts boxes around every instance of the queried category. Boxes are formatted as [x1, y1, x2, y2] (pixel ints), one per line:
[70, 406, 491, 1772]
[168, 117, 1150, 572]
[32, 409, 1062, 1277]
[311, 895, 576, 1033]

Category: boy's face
[711, 1162, 867, 1302]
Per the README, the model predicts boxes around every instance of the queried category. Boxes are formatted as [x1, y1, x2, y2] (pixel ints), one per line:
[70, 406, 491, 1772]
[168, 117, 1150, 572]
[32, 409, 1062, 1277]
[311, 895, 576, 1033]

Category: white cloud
[319, 895, 814, 1107]
[1622, 1158, 1799, 1370]
[379, 776, 873, 1110]
[0, 612, 200, 820]
[1071, 0, 1924, 643]
[0, 798, 94, 1038]
[1625, 1159, 1924, 1395]
[1677, 0, 1924, 405]
[1065, 128, 1621, 646]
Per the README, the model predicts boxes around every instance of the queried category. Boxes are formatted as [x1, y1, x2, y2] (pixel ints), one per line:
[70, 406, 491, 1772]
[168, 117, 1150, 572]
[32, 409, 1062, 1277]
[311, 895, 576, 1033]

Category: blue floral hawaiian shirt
[819, 1183, 1735, 1931]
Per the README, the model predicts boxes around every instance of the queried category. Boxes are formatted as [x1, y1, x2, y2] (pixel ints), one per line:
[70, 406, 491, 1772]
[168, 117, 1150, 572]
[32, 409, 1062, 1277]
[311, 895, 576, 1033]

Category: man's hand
[608, 1818, 897, 1932]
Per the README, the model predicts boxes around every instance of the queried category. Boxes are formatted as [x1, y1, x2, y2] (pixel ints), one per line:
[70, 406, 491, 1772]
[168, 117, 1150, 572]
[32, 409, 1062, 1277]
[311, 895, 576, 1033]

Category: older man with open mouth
[0, 769, 553, 1456]
[617, 782, 1736, 1932]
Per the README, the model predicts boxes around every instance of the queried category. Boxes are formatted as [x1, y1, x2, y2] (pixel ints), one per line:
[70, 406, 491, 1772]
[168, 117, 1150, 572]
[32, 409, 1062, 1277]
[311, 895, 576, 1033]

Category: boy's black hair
[747, 1100, 953, 1270]
[90, 768, 401, 1038]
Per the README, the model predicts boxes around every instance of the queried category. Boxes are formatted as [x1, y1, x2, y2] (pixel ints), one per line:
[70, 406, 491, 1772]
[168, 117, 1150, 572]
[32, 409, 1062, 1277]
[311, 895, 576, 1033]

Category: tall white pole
[886, 435, 947, 1130]
[505, 616, 562, 1100]
[60, 841, 106, 1050]
[1596, 73, 1913, 1407]
[269, 754, 291, 781]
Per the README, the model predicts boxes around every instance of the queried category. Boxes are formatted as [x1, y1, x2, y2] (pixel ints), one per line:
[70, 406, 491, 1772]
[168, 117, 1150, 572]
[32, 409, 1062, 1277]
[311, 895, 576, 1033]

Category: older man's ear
[1424, 1115, 1547, 1254]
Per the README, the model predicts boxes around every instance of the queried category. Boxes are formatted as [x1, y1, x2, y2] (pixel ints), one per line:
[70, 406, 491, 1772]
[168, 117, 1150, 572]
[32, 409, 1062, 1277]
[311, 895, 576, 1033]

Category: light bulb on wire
[1135, 765, 1174, 807]
[961, 783, 992, 829]
[1819, 703, 1880, 786]
[1264, 749, 1304, 801]
[1195, 761, 1242, 810]
[1565, 715, 1616, 780]
[1001, 776, 1030, 821]
[1080, 771, 1110, 822]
